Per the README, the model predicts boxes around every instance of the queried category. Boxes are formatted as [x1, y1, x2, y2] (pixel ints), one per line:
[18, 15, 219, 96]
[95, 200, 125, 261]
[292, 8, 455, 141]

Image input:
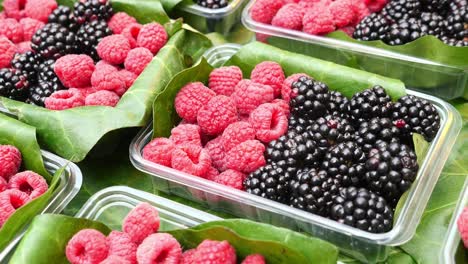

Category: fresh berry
[108, 12, 137, 34]
[137, 233, 182, 264]
[29, 80, 65, 106]
[355, 117, 400, 152]
[171, 144, 212, 177]
[2, 0, 26, 20]
[8, 171, 48, 200]
[136, 22, 168, 55]
[66, 229, 109, 264]
[420, 12, 445, 36]
[213, 169, 245, 189]
[302, 7, 336, 35]
[250, 61, 285, 97]
[365, 0, 388, 12]
[76, 20, 113, 61]
[25, 0, 58, 22]
[290, 76, 330, 119]
[54, 54, 95, 88]
[123, 202, 160, 244]
[0, 177, 6, 192]
[73, 0, 113, 24]
[225, 140, 266, 174]
[308, 115, 355, 154]
[272, 98, 290, 117]
[281, 73, 309, 103]
[121, 23, 142, 48]
[204, 136, 227, 171]
[287, 115, 312, 134]
[170, 124, 202, 146]
[31, 23, 76, 59]
[327, 90, 350, 118]
[91, 62, 125, 91]
[271, 3, 305, 30]
[181, 249, 197, 264]
[124, 47, 153, 75]
[119, 69, 137, 89]
[0, 37, 17, 68]
[349, 85, 392, 122]
[0, 68, 30, 101]
[0, 145, 21, 180]
[381, 0, 421, 22]
[175, 82, 216, 123]
[329, 0, 358, 27]
[100, 256, 131, 264]
[143, 138, 176, 167]
[44, 89, 85, 110]
[251, 0, 285, 24]
[197, 95, 238, 135]
[107, 231, 137, 264]
[208, 66, 243, 96]
[0, 18, 23, 43]
[386, 18, 424, 45]
[196, 0, 228, 8]
[204, 166, 220, 180]
[16, 41, 32, 53]
[19, 18, 45, 42]
[11, 51, 41, 82]
[0, 189, 29, 227]
[242, 254, 266, 264]
[48, 6, 78, 30]
[221, 121, 256, 151]
[97, 34, 131, 64]
[249, 103, 288, 143]
[85, 90, 120, 107]
[192, 240, 237, 264]
[231, 80, 274, 115]
[457, 207, 468, 248]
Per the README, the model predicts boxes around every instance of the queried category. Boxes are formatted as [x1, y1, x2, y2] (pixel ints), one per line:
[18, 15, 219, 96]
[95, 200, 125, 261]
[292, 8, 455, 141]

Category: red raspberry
[221, 121, 255, 151]
[19, 18, 44, 41]
[0, 144, 21, 180]
[16, 41, 31, 53]
[272, 99, 290, 117]
[0, 189, 29, 227]
[213, 169, 245, 190]
[143, 138, 176, 167]
[354, 0, 371, 21]
[197, 95, 238, 135]
[298, 0, 331, 9]
[303, 6, 336, 35]
[0, 177, 7, 192]
[255, 33, 270, 42]
[107, 231, 137, 264]
[66, 229, 109, 264]
[251, 0, 285, 24]
[0, 18, 23, 43]
[8, 171, 48, 200]
[231, 80, 274, 115]
[225, 140, 266, 174]
[137, 22, 167, 54]
[249, 103, 288, 143]
[329, 0, 358, 27]
[171, 144, 211, 177]
[3, 0, 27, 20]
[97, 34, 131, 65]
[208, 66, 243, 96]
[136, 233, 182, 264]
[73, 87, 98, 97]
[100, 256, 131, 264]
[0, 37, 17, 68]
[119, 69, 137, 89]
[85, 90, 120, 107]
[204, 166, 220, 181]
[242, 254, 266, 264]
[250, 61, 285, 98]
[55, 54, 95, 88]
[281, 73, 309, 102]
[204, 136, 227, 172]
[45, 89, 85, 110]
[123, 202, 160, 244]
[124, 47, 153, 75]
[91, 62, 126, 92]
[24, 0, 57, 22]
[181, 249, 197, 264]
[271, 3, 305, 30]
[121, 23, 142, 48]
[0, 11, 6, 19]
[108, 12, 137, 34]
[170, 124, 202, 146]
[175, 82, 216, 123]
[364, 0, 387, 12]
[192, 240, 236, 264]
[458, 207, 468, 248]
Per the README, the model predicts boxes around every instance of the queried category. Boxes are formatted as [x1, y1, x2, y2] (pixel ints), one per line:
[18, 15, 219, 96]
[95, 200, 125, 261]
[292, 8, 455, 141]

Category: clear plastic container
[130, 44, 462, 263]
[0, 150, 82, 261]
[241, 1, 468, 100]
[441, 178, 468, 264]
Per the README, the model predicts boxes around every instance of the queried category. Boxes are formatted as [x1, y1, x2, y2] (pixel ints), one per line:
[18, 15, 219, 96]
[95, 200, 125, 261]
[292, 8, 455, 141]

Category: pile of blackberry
[353, 0, 468, 46]
[0, 0, 113, 106]
[244, 76, 441, 233]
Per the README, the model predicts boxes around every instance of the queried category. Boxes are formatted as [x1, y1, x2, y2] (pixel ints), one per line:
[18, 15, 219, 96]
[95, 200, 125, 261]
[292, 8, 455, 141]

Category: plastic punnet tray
[0, 150, 82, 262]
[130, 44, 462, 262]
[241, 0, 468, 100]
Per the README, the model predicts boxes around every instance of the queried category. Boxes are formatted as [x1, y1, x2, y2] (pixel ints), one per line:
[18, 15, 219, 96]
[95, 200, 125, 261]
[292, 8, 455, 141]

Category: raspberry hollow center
[19, 182, 33, 195]
[155, 249, 169, 262]
[10, 196, 24, 209]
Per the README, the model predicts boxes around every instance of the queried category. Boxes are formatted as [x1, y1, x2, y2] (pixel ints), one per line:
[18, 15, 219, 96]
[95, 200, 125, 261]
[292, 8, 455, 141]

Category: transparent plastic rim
[180, 0, 245, 18]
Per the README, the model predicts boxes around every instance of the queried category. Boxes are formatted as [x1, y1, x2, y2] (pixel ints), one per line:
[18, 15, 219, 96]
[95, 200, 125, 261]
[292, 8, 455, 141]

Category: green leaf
[413, 133, 431, 167]
[111, 0, 170, 24]
[9, 215, 111, 264]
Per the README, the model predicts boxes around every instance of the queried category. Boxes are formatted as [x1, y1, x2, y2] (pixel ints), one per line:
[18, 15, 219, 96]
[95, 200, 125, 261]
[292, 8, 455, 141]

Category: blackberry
[11, 51, 41, 83]
[73, 0, 113, 24]
[392, 95, 440, 141]
[420, 0, 451, 14]
[0, 69, 30, 101]
[321, 141, 366, 187]
[441, 37, 468, 46]
[443, 7, 468, 40]
[353, 13, 391, 41]
[37, 59, 65, 91]
[308, 115, 355, 154]
[195, 0, 228, 9]
[355, 117, 401, 153]
[289, 168, 340, 216]
[31, 23, 77, 59]
[76, 20, 112, 60]
[420, 12, 445, 37]
[385, 18, 425, 45]
[288, 115, 312, 134]
[329, 187, 393, 233]
[364, 141, 418, 204]
[327, 90, 350, 118]
[381, 0, 421, 22]
[48, 5, 79, 31]
[290, 76, 330, 120]
[29, 80, 64, 106]
[349, 85, 393, 123]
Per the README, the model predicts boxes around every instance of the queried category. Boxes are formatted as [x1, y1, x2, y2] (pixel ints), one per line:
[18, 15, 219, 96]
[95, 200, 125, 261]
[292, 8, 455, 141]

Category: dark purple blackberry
[355, 117, 401, 153]
[288, 115, 312, 134]
[349, 85, 393, 123]
[308, 115, 355, 154]
[329, 187, 393, 233]
[48, 5, 79, 31]
[381, 0, 421, 22]
[321, 141, 366, 187]
[290, 76, 330, 120]
[327, 90, 350, 118]
[364, 141, 418, 204]
[420, 0, 451, 14]
[443, 7, 468, 40]
[441, 37, 468, 46]
[392, 95, 440, 141]
[76, 20, 112, 60]
[31, 23, 77, 59]
[11, 51, 41, 83]
[420, 12, 445, 37]
[195, 0, 228, 9]
[353, 13, 391, 41]
[0, 69, 29, 101]
[73, 0, 113, 25]
[385, 18, 425, 45]
[289, 168, 341, 216]
[28, 80, 65, 106]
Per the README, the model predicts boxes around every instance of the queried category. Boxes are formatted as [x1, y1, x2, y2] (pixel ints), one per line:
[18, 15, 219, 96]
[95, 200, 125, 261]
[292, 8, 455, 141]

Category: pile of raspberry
[0, 144, 49, 228]
[66, 202, 267, 264]
[143, 61, 294, 190]
[250, 0, 387, 38]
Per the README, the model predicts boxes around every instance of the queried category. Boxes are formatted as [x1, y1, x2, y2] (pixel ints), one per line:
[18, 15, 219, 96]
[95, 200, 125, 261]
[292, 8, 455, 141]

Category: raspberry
[3, 0, 26, 20]
[121, 23, 142, 48]
[123, 202, 160, 244]
[24, 0, 58, 22]
[231, 80, 274, 115]
[0, 18, 23, 43]
[353, 0, 370, 21]
[16, 41, 31, 53]
[171, 144, 211, 177]
[124, 47, 153, 75]
[251, 0, 285, 24]
[303, 7, 336, 35]
[100, 256, 131, 264]
[108, 12, 137, 34]
[97, 34, 131, 65]
[66, 229, 109, 264]
[107, 231, 137, 264]
[136, 22, 167, 54]
[340, 26, 355, 36]
[255, 33, 270, 42]
[119, 69, 137, 89]
[143, 138, 176, 167]
[197, 95, 238, 135]
[181, 249, 197, 264]
[204, 166, 220, 181]
[45, 89, 85, 110]
[204, 137, 227, 172]
[213, 169, 245, 190]
[0, 144, 21, 180]
[91, 62, 126, 91]
[225, 140, 266, 173]
[8, 171, 48, 200]
[170, 124, 202, 146]
[175, 82, 216, 123]
[0, 177, 7, 192]
[458, 207, 468, 248]
[250, 61, 285, 97]
[329, 0, 357, 27]
[192, 240, 236, 264]
[85, 90, 120, 107]
[19, 18, 44, 41]
[221, 121, 256, 151]
[208, 66, 243, 96]
[0, 37, 16, 68]
[74, 87, 98, 97]
[272, 99, 290, 117]
[55, 54, 95, 88]
[242, 254, 266, 264]
[249, 103, 288, 143]
[136, 233, 182, 264]
[271, 3, 305, 30]
[0, 189, 29, 227]
[364, 0, 387, 12]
